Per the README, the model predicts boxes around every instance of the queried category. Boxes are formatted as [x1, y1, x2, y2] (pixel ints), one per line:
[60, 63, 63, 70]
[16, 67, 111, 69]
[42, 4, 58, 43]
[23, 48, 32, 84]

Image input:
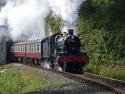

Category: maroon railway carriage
[8, 40, 42, 64]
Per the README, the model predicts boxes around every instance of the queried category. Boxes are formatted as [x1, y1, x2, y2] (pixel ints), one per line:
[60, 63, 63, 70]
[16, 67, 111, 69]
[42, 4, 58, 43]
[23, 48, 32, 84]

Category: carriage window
[26, 45, 27, 52]
[13, 46, 14, 52]
[18, 46, 19, 52]
[31, 44, 33, 52]
[11, 46, 14, 51]
[12, 46, 15, 51]
[32, 44, 34, 52]
[21, 45, 23, 52]
[10, 47, 11, 51]
[26, 45, 28, 52]
[24, 45, 25, 52]
[29, 45, 30, 52]
[17, 46, 19, 52]
[15, 46, 16, 52]
[22, 45, 24, 52]
[30, 45, 32, 52]
[14, 46, 16, 52]
[37, 44, 39, 52]
[34, 44, 36, 52]
[20, 46, 22, 52]
[20, 46, 21, 52]
[14, 46, 16, 51]
[22, 46, 24, 52]
[31, 45, 33, 52]
[28, 45, 29, 52]
[16, 46, 17, 51]
[35, 44, 37, 52]
[23, 45, 24, 52]
[17, 46, 18, 52]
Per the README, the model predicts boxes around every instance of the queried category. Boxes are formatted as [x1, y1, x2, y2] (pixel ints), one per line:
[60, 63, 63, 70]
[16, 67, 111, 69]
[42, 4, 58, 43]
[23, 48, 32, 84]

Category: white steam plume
[0, 0, 51, 41]
[0, 0, 86, 41]
[49, 0, 85, 25]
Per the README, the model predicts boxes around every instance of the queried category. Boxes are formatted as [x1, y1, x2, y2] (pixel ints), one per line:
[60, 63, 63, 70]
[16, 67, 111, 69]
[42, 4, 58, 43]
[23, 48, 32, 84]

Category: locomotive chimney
[68, 29, 74, 35]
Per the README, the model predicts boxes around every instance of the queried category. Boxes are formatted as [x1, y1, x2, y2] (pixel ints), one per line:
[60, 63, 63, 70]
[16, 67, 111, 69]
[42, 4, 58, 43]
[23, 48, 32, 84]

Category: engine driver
[62, 30, 68, 40]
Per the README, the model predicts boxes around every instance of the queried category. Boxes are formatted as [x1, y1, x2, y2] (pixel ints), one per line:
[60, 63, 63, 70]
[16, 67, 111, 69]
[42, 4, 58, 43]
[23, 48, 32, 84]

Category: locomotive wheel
[54, 64, 63, 71]
[75, 63, 83, 74]
[78, 67, 83, 74]
[18, 58, 21, 63]
[64, 62, 71, 72]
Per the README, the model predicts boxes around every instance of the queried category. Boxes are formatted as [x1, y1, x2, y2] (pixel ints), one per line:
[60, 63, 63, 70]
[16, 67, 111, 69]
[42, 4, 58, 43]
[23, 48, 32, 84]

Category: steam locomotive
[7, 30, 89, 73]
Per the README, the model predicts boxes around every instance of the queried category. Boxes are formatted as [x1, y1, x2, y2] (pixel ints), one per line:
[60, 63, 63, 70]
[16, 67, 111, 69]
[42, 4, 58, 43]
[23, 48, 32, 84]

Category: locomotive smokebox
[0, 25, 8, 64]
[68, 29, 74, 35]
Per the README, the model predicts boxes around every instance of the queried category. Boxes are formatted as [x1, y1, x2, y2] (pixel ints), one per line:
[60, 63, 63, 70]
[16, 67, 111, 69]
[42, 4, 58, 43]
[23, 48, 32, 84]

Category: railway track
[21, 63, 125, 94]
[55, 72, 125, 94]
[84, 72, 125, 93]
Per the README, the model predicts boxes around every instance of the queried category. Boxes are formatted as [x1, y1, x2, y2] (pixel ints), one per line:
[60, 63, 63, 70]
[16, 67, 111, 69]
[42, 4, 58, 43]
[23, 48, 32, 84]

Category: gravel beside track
[10, 63, 115, 94]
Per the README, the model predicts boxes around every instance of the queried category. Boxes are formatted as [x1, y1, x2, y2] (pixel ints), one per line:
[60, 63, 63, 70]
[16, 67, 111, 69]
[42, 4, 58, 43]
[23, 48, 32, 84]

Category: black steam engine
[7, 29, 89, 73]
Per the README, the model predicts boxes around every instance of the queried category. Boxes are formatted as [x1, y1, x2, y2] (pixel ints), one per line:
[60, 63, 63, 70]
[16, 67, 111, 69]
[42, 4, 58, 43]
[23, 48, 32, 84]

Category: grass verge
[86, 63, 125, 81]
[0, 64, 68, 94]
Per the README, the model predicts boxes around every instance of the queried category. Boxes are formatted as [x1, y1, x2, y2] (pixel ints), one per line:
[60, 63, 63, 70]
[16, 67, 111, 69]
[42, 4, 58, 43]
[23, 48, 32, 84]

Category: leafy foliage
[77, 0, 125, 65]
[92, 0, 113, 4]
[48, 16, 61, 33]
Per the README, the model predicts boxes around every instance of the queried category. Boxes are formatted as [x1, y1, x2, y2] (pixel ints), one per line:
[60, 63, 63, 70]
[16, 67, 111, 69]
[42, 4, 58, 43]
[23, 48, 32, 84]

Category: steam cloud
[0, 0, 86, 41]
